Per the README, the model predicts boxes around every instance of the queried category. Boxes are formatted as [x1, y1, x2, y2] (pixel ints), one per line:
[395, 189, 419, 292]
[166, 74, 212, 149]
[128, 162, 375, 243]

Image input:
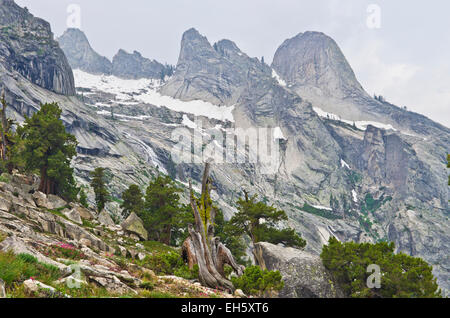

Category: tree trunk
[39, 166, 56, 195]
[182, 163, 244, 292]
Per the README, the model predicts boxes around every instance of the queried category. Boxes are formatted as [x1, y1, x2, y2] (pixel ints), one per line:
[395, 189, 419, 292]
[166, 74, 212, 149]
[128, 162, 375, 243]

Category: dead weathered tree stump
[182, 163, 243, 292]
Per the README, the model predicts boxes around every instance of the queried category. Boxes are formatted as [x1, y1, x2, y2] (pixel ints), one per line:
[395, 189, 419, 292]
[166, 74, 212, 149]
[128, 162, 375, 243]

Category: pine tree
[79, 187, 89, 208]
[120, 184, 144, 218]
[141, 175, 183, 245]
[90, 167, 109, 212]
[18, 103, 78, 201]
[0, 91, 16, 173]
[229, 191, 306, 248]
[321, 237, 441, 298]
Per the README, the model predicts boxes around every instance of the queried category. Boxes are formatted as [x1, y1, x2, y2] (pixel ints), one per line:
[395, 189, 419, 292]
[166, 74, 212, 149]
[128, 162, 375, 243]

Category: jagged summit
[161, 28, 273, 106]
[57, 28, 112, 75]
[111, 48, 170, 80]
[58, 28, 172, 80]
[272, 31, 366, 99]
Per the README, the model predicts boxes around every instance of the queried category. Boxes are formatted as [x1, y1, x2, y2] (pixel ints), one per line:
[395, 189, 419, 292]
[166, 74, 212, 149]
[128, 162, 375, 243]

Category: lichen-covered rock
[63, 208, 82, 225]
[70, 204, 95, 221]
[32, 191, 53, 209]
[254, 242, 344, 298]
[121, 212, 148, 241]
[46, 195, 67, 209]
[97, 210, 115, 226]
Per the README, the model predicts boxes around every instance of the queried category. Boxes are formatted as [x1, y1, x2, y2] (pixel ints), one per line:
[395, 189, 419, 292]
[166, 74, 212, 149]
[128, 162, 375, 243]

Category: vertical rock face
[271, 31, 366, 99]
[111, 49, 170, 80]
[160, 28, 273, 106]
[0, 0, 75, 95]
[57, 28, 112, 75]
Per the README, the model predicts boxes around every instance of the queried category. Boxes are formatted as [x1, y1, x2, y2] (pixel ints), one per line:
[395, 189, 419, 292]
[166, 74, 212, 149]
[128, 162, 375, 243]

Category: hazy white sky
[15, 0, 450, 127]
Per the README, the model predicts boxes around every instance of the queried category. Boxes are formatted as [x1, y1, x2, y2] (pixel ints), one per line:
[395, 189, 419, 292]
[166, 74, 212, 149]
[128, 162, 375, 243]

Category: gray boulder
[71, 204, 95, 221]
[121, 212, 148, 241]
[63, 208, 83, 225]
[32, 192, 53, 210]
[47, 194, 67, 209]
[254, 242, 344, 298]
[97, 210, 115, 227]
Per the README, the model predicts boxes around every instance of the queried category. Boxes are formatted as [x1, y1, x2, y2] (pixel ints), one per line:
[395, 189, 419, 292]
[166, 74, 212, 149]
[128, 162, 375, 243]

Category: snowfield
[73, 69, 235, 122]
[312, 107, 396, 131]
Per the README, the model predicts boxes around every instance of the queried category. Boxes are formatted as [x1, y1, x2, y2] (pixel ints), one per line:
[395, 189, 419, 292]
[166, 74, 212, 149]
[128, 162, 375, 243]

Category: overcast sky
[15, 0, 450, 127]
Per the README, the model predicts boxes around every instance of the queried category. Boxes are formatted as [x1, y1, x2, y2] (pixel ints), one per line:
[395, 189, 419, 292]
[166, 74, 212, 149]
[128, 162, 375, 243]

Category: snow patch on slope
[273, 127, 286, 140]
[272, 69, 287, 87]
[182, 114, 197, 129]
[340, 159, 350, 169]
[312, 107, 396, 131]
[312, 205, 332, 211]
[74, 69, 235, 122]
[352, 190, 358, 203]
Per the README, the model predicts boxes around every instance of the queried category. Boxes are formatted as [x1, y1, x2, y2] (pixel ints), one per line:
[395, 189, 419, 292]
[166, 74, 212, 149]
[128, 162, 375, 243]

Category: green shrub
[138, 248, 198, 280]
[299, 203, 341, 220]
[0, 251, 60, 287]
[231, 265, 284, 297]
[140, 280, 155, 290]
[17, 253, 38, 264]
[321, 237, 442, 298]
[0, 231, 7, 243]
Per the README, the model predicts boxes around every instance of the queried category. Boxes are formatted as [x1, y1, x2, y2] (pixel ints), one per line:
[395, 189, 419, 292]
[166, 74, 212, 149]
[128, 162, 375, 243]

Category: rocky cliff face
[0, 1, 448, 295]
[111, 49, 170, 80]
[58, 28, 171, 80]
[57, 28, 112, 75]
[160, 28, 274, 106]
[0, 0, 75, 95]
[272, 31, 365, 99]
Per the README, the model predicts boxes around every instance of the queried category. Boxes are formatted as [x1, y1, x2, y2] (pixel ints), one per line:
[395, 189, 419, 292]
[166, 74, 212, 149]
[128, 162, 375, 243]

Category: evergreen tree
[321, 237, 441, 298]
[214, 208, 249, 266]
[229, 191, 306, 249]
[120, 184, 144, 218]
[90, 167, 109, 212]
[17, 103, 78, 201]
[79, 187, 89, 208]
[0, 92, 17, 173]
[141, 175, 184, 245]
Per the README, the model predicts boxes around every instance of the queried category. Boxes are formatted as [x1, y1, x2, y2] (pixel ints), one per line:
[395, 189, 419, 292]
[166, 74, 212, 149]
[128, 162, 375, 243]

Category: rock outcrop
[57, 28, 172, 80]
[254, 242, 344, 298]
[111, 49, 171, 80]
[0, 0, 75, 95]
[272, 31, 365, 99]
[57, 28, 112, 75]
[98, 210, 115, 227]
[121, 212, 148, 241]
